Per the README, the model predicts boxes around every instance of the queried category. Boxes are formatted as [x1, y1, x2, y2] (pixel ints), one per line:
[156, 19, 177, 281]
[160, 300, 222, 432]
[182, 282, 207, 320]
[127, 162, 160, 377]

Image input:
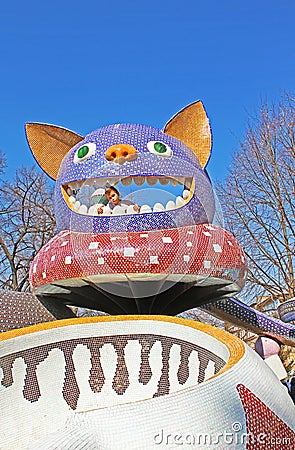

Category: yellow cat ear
[25, 123, 84, 180]
[163, 101, 212, 168]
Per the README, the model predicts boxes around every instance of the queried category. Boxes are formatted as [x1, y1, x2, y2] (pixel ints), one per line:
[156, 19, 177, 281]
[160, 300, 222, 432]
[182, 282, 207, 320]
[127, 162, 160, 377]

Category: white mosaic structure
[1, 317, 294, 449]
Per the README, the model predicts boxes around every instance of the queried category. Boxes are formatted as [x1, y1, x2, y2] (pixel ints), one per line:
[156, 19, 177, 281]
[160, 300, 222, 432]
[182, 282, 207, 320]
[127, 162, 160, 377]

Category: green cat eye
[147, 140, 173, 158]
[154, 142, 167, 153]
[74, 142, 96, 164]
[77, 146, 89, 159]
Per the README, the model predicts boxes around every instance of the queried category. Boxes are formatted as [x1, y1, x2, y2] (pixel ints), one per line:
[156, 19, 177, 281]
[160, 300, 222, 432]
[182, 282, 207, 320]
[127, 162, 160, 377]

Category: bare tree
[0, 151, 6, 175]
[216, 93, 295, 303]
[0, 165, 56, 291]
[280, 345, 295, 374]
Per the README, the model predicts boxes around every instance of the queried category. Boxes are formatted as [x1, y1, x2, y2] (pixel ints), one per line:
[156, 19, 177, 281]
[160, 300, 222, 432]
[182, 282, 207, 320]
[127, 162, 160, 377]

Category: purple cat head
[25, 101, 215, 233]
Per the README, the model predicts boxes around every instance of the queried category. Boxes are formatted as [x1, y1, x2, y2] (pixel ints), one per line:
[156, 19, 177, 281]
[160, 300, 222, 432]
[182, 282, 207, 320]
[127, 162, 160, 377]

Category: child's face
[106, 189, 120, 205]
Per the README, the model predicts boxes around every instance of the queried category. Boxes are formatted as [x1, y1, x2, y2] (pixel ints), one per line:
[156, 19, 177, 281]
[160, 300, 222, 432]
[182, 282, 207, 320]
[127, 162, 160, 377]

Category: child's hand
[133, 204, 140, 212]
[97, 205, 104, 214]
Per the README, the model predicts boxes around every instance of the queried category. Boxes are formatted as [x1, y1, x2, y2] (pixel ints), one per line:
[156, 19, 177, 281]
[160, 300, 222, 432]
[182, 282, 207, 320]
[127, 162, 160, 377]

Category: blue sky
[0, 0, 294, 183]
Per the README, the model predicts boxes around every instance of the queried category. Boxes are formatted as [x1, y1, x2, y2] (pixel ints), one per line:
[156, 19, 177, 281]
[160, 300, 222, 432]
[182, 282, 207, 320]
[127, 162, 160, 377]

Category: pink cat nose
[105, 144, 138, 165]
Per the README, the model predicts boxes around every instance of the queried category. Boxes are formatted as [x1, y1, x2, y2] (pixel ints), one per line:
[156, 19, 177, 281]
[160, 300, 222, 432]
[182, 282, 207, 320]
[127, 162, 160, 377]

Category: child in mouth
[97, 186, 140, 214]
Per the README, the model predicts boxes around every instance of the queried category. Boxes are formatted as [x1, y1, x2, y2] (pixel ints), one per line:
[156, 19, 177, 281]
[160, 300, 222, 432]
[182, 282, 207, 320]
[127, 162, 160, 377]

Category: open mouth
[62, 176, 194, 216]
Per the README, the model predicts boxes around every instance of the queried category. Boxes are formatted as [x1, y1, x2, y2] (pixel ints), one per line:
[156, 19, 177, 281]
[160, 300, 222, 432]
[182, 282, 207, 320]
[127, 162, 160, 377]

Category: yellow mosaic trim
[0, 315, 245, 378]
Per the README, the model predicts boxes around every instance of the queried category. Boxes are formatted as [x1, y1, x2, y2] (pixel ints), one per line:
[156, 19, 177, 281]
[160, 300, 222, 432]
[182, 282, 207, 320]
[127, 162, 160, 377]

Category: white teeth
[121, 177, 132, 186]
[112, 205, 125, 215]
[75, 199, 188, 215]
[88, 205, 99, 215]
[98, 205, 112, 216]
[66, 176, 193, 215]
[147, 177, 157, 186]
[96, 179, 106, 187]
[166, 200, 175, 210]
[140, 204, 152, 213]
[68, 196, 76, 204]
[126, 205, 137, 214]
[183, 189, 190, 200]
[79, 204, 88, 214]
[176, 196, 185, 207]
[134, 177, 145, 186]
[74, 200, 81, 211]
[185, 177, 192, 189]
[103, 205, 112, 215]
[153, 202, 165, 212]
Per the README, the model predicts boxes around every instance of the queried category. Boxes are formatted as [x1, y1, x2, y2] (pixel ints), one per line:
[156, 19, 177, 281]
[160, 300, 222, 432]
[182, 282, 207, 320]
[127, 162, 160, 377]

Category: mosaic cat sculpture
[26, 102, 246, 315]
[0, 102, 294, 448]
